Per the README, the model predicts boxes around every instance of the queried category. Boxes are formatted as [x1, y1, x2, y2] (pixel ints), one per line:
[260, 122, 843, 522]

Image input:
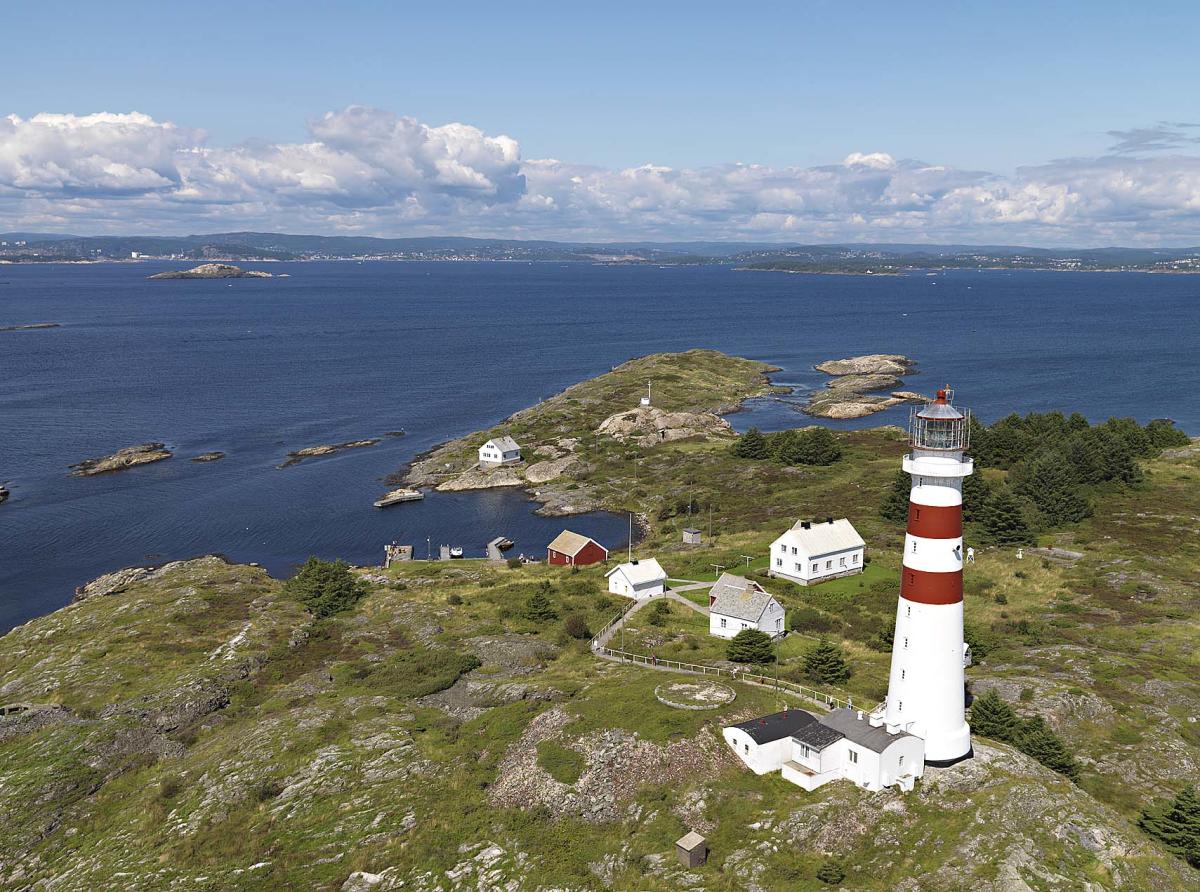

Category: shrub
[447, 593, 463, 606]
[815, 858, 845, 885]
[284, 557, 368, 618]
[536, 740, 586, 785]
[646, 599, 671, 627]
[994, 592, 1008, 605]
[803, 639, 850, 684]
[252, 778, 284, 802]
[1138, 786, 1200, 868]
[726, 628, 776, 664]
[866, 618, 895, 653]
[563, 613, 591, 640]
[506, 557, 522, 569]
[158, 776, 183, 802]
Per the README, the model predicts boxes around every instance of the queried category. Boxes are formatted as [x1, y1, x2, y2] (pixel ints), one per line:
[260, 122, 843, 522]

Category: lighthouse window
[898, 701, 903, 712]
[904, 637, 908, 649]
[911, 541, 917, 554]
[906, 605, 911, 617]
[901, 669, 906, 680]
[913, 507, 921, 520]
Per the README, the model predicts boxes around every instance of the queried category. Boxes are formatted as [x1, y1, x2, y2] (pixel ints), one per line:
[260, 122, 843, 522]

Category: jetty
[374, 488, 424, 508]
[486, 536, 515, 561]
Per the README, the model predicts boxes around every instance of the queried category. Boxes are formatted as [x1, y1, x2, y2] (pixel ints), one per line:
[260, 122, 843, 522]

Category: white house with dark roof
[605, 558, 667, 599]
[479, 436, 522, 467]
[707, 573, 785, 639]
[726, 706, 925, 793]
[769, 517, 865, 586]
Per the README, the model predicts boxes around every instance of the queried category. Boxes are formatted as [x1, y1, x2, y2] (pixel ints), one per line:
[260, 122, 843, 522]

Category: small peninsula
[148, 263, 273, 280]
[68, 443, 173, 477]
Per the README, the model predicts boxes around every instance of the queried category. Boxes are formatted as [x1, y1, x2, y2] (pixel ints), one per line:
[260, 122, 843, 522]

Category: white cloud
[4, 106, 1200, 244]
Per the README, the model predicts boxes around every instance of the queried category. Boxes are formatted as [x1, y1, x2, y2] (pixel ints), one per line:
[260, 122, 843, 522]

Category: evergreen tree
[815, 859, 846, 885]
[1066, 411, 1091, 434]
[802, 639, 850, 684]
[978, 487, 1034, 545]
[969, 690, 1021, 741]
[1092, 429, 1142, 485]
[879, 470, 911, 523]
[1013, 451, 1092, 525]
[646, 599, 671, 626]
[523, 582, 558, 622]
[284, 557, 368, 618]
[1139, 786, 1200, 868]
[1014, 716, 1080, 781]
[1064, 433, 1105, 485]
[961, 471, 992, 523]
[731, 427, 769, 460]
[1144, 418, 1192, 451]
[726, 628, 775, 664]
[768, 429, 801, 464]
[796, 427, 842, 465]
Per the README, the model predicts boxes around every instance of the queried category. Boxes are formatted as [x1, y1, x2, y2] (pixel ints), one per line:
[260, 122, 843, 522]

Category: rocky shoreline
[804, 354, 928, 419]
[68, 443, 173, 477]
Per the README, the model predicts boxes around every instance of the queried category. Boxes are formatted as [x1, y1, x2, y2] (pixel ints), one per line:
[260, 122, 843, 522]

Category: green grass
[535, 739, 586, 784]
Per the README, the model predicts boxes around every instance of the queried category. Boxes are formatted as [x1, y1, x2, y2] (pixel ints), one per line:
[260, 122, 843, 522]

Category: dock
[486, 536, 515, 561]
[374, 488, 424, 508]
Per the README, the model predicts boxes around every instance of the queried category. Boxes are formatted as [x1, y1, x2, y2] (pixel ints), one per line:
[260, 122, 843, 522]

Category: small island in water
[148, 263, 273, 280]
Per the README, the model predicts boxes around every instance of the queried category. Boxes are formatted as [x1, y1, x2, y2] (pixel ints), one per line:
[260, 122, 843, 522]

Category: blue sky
[3, 1, 1200, 243]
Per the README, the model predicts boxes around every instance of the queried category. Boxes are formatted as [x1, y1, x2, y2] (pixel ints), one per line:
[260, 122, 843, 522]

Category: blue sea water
[1, 261, 1197, 633]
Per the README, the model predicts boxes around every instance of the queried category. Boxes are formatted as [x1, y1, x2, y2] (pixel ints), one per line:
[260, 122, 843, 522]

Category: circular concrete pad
[654, 680, 737, 710]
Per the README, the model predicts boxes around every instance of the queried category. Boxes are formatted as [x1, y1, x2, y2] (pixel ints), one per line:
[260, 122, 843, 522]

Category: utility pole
[627, 513, 633, 562]
[711, 563, 725, 578]
[426, 536, 431, 561]
[741, 554, 754, 568]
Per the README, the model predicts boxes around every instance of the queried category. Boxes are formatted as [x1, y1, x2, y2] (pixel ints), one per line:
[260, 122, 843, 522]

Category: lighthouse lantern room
[876, 386, 974, 765]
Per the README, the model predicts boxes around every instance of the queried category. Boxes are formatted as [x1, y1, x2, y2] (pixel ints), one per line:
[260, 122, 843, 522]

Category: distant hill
[3, 230, 1200, 272]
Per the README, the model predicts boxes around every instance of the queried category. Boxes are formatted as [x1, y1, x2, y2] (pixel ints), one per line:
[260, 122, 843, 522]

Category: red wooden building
[547, 530, 609, 567]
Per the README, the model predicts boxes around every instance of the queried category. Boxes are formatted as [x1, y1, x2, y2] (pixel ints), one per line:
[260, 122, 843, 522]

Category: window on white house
[839, 557, 846, 567]
[791, 546, 797, 555]
[744, 744, 749, 754]
[853, 554, 859, 563]
[825, 560, 832, 569]
[849, 749, 858, 764]
[720, 618, 727, 628]
[795, 563, 802, 572]
[779, 544, 786, 552]
[776, 558, 782, 567]
[899, 755, 905, 767]
[812, 563, 819, 572]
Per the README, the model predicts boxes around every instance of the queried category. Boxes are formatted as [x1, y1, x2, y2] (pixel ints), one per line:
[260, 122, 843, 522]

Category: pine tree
[1013, 451, 1092, 525]
[768, 429, 801, 464]
[879, 470, 911, 523]
[1064, 433, 1105, 485]
[1139, 786, 1200, 868]
[803, 639, 850, 684]
[726, 628, 775, 664]
[284, 557, 368, 618]
[1144, 418, 1192, 451]
[1014, 716, 1080, 782]
[961, 471, 992, 523]
[978, 487, 1034, 545]
[795, 427, 842, 465]
[969, 690, 1020, 742]
[731, 427, 769, 459]
[523, 582, 558, 622]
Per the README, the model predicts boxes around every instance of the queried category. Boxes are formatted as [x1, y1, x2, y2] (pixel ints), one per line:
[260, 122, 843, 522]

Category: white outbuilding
[726, 706, 924, 793]
[768, 517, 865, 586]
[478, 436, 522, 467]
[708, 573, 786, 639]
[605, 558, 667, 599]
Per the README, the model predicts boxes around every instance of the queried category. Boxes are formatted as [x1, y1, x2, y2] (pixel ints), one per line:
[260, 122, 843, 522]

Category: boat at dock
[373, 488, 424, 508]
[449, 546, 464, 558]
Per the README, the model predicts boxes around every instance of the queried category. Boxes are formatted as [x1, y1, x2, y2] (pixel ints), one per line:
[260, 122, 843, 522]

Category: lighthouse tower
[881, 387, 973, 765]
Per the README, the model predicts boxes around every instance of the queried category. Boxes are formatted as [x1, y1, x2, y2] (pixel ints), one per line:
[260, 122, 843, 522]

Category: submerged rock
[191, 451, 226, 462]
[148, 263, 272, 280]
[278, 439, 380, 468]
[68, 442, 172, 477]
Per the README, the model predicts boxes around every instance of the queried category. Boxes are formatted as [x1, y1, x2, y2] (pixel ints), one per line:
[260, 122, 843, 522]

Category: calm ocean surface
[2, 262, 1197, 632]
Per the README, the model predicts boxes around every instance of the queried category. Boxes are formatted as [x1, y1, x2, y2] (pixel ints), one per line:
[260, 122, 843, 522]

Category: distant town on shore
[4, 231, 1200, 274]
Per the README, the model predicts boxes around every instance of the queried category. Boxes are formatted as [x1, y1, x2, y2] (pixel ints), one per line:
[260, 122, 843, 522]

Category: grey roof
[683, 527, 701, 534]
[730, 709, 818, 744]
[676, 831, 706, 851]
[819, 707, 912, 753]
[708, 573, 778, 622]
[916, 401, 963, 420]
[791, 723, 845, 751]
[486, 435, 521, 452]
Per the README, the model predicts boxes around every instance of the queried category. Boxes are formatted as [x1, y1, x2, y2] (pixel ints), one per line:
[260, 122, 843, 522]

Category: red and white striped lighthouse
[881, 387, 973, 764]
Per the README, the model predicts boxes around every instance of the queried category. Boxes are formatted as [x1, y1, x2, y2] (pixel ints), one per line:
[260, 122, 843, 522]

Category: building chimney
[801, 521, 810, 529]
[827, 516, 833, 524]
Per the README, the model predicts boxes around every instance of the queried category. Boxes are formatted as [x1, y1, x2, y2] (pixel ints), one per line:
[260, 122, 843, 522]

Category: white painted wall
[769, 538, 864, 584]
[709, 598, 784, 639]
[607, 571, 666, 599]
[479, 441, 522, 466]
[722, 727, 792, 775]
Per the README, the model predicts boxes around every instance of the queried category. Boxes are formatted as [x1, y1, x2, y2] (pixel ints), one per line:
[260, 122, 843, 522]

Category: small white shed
[605, 558, 667, 599]
[769, 517, 865, 586]
[707, 573, 785, 639]
[479, 436, 522, 467]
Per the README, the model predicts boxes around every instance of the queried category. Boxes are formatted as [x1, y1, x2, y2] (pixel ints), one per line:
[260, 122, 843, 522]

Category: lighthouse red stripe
[900, 566, 963, 604]
[906, 503, 963, 539]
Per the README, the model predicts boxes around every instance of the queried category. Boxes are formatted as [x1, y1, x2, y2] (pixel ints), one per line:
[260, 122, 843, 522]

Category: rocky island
[804, 353, 929, 419]
[0, 484, 8, 504]
[278, 439, 380, 469]
[190, 451, 226, 463]
[0, 322, 60, 332]
[148, 263, 273, 280]
[68, 442, 173, 477]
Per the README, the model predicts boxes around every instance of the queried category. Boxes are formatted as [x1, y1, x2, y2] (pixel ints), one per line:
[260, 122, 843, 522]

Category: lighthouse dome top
[916, 388, 964, 421]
